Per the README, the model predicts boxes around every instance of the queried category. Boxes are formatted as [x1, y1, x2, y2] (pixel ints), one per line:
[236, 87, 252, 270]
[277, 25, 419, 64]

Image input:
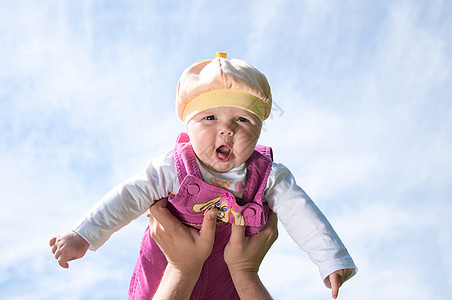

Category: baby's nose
[220, 122, 236, 136]
[220, 129, 233, 136]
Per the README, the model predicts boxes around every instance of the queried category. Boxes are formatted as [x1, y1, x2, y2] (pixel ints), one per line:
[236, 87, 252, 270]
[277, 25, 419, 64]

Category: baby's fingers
[49, 237, 57, 247]
[57, 253, 70, 269]
[51, 244, 57, 255]
[52, 239, 66, 261]
[329, 272, 341, 299]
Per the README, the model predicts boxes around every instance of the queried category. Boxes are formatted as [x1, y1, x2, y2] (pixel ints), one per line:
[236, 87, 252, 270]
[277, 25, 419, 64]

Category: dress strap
[242, 147, 273, 204]
[173, 132, 202, 183]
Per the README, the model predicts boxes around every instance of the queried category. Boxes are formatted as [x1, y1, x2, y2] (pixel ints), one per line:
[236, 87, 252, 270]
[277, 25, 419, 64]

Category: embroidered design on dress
[210, 177, 232, 189]
[191, 196, 246, 226]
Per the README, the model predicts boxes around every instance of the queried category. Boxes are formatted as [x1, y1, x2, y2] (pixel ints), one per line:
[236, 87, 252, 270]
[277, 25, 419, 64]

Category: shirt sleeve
[265, 162, 357, 287]
[72, 150, 178, 251]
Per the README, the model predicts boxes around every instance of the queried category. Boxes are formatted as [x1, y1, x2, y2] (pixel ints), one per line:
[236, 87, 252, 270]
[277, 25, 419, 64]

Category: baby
[50, 52, 357, 299]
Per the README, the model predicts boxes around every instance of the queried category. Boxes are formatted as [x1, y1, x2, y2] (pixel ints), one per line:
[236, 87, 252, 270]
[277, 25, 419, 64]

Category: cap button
[216, 52, 227, 58]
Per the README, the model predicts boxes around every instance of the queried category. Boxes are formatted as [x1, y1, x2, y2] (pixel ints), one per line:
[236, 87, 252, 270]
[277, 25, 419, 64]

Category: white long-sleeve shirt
[72, 149, 357, 286]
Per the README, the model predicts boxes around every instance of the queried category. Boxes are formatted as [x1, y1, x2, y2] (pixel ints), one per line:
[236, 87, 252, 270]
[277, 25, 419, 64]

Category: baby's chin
[202, 159, 241, 173]
[207, 163, 235, 173]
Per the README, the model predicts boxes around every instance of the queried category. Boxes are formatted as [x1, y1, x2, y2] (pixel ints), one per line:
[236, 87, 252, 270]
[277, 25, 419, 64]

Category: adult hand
[224, 210, 278, 273]
[148, 198, 218, 273]
[149, 198, 218, 300]
[224, 210, 278, 300]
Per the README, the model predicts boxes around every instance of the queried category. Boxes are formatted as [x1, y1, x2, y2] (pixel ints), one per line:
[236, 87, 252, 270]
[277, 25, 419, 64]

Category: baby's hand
[49, 231, 90, 269]
[328, 268, 354, 299]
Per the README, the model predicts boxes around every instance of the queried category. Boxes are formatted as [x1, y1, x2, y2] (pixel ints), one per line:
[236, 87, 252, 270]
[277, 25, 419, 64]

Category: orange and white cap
[176, 52, 272, 124]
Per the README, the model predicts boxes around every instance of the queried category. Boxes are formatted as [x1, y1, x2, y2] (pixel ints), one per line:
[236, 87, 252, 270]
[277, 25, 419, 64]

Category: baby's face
[187, 106, 262, 173]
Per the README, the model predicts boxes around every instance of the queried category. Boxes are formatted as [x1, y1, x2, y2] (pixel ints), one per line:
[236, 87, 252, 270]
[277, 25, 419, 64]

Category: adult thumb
[199, 208, 217, 244]
[229, 222, 246, 244]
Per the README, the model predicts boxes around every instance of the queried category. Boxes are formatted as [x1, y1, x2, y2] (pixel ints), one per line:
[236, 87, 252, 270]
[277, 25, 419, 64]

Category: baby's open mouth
[216, 145, 232, 162]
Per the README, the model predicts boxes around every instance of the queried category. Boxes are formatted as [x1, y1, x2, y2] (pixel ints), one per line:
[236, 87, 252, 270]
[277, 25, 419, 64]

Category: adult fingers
[148, 212, 165, 244]
[147, 213, 156, 232]
[149, 198, 168, 214]
[147, 213, 154, 225]
[154, 197, 168, 208]
[149, 198, 178, 228]
[261, 211, 278, 241]
[266, 210, 278, 229]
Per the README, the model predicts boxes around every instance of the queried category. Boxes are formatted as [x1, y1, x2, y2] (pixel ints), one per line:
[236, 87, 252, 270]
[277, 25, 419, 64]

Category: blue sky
[1, 1, 451, 299]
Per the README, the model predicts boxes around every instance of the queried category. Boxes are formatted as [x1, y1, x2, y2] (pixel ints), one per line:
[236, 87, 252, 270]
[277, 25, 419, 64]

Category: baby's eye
[204, 115, 216, 121]
[236, 117, 248, 122]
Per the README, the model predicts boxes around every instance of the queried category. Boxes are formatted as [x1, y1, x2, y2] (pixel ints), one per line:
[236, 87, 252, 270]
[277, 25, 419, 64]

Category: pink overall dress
[129, 133, 273, 299]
